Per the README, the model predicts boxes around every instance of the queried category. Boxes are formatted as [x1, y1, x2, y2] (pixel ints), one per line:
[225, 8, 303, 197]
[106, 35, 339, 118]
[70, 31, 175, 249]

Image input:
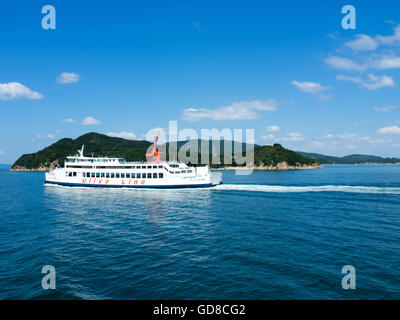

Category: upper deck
[63, 144, 203, 171]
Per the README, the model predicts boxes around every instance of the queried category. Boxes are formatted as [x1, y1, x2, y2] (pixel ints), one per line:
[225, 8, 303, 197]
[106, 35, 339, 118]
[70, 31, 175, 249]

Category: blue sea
[1, 164, 400, 299]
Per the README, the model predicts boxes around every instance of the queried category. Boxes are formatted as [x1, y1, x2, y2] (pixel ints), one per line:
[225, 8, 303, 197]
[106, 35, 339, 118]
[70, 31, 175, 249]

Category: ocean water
[1, 164, 400, 299]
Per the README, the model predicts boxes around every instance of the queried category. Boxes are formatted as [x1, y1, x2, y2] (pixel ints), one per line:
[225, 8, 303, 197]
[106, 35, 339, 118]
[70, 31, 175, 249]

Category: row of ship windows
[69, 164, 169, 169]
[66, 165, 184, 171]
[67, 172, 165, 179]
[66, 170, 192, 178]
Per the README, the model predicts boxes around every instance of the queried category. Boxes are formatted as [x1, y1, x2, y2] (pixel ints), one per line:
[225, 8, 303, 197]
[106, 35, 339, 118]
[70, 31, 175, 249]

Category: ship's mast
[78, 145, 85, 158]
[146, 132, 163, 162]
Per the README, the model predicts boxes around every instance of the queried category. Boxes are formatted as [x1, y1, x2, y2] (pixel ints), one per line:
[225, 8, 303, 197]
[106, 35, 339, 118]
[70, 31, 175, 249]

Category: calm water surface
[1, 165, 400, 299]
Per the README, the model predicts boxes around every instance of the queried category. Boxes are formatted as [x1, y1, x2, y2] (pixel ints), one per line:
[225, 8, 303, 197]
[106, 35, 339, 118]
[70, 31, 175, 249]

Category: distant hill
[11, 133, 319, 171]
[164, 140, 318, 168]
[254, 144, 317, 167]
[296, 151, 400, 164]
[12, 132, 151, 170]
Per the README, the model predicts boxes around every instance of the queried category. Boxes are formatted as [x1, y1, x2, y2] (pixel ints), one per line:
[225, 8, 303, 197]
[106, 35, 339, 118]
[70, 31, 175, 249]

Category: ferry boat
[45, 135, 222, 188]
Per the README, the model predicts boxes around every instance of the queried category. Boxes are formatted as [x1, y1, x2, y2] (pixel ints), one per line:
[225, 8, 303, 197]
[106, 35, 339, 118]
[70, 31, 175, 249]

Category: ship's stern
[210, 171, 222, 186]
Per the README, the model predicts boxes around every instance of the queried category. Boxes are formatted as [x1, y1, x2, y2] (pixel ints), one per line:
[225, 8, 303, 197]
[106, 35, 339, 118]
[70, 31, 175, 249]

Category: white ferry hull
[45, 144, 222, 189]
[45, 180, 217, 188]
[45, 167, 222, 189]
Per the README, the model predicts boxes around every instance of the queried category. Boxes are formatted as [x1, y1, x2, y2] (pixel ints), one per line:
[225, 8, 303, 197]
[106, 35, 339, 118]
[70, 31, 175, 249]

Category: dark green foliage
[12, 132, 151, 169]
[253, 144, 317, 166]
[296, 151, 400, 164]
[12, 133, 318, 170]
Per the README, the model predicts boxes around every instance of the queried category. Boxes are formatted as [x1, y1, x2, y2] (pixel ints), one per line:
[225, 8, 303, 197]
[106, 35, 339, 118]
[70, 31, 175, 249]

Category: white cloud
[266, 125, 280, 132]
[0, 150, 4, 155]
[326, 55, 400, 71]
[107, 131, 137, 140]
[336, 133, 392, 145]
[81, 116, 100, 125]
[327, 25, 400, 72]
[262, 131, 305, 143]
[325, 56, 364, 71]
[345, 34, 379, 51]
[373, 106, 397, 112]
[376, 24, 400, 45]
[261, 134, 275, 140]
[0, 82, 43, 100]
[290, 80, 330, 94]
[274, 132, 305, 143]
[35, 134, 55, 139]
[57, 72, 79, 84]
[181, 100, 277, 122]
[61, 116, 101, 125]
[377, 125, 400, 135]
[373, 56, 400, 69]
[338, 133, 371, 141]
[338, 133, 358, 139]
[286, 132, 305, 141]
[337, 74, 395, 90]
[60, 118, 77, 124]
[324, 134, 334, 139]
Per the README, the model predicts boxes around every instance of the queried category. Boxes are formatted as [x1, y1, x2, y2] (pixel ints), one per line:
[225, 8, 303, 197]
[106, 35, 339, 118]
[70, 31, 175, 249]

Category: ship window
[158, 165, 163, 169]
[152, 166, 157, 169]
[153, 173, 157, 178]
[126, 173, 130, 178]
[159, 173, 163, 178]
[187, 170, 192, 173]
[181, 170, 186, 173]
[131, 173, 135, 178]
[147, 166, 152, 169]
[121, 173, 125, 178]
[96, 172, 100, 178]
[137, 173, 141, 178]
[82, 173, 86, 178]
[111, 173, 115, 178]
[116, 173, 120, 178]
[101, 172, 105, 178]
[91, 172, 95, 178]
[86, 172, 90, 177]
[147, 173, 152, 178]
[106, 173, 110, 178]
[73, 172, 77, 177]
[142, 166, 146, 169]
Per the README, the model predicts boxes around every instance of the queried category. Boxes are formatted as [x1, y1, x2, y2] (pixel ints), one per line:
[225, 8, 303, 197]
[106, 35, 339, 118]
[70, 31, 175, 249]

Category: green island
[11, 132, 320, 171]
[296, 151, 400, 165]
[11, 132, 399, 171]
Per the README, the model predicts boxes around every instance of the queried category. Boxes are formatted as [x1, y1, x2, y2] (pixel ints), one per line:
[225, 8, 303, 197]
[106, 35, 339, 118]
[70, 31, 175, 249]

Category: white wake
[213, 184, 400, 194]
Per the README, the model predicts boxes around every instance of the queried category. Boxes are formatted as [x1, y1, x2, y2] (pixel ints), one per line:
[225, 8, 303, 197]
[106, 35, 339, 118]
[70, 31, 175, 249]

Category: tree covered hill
[296, 151, 400, 164]
[254, 144, 317, 167]
[12, 132, 151, 170]
[11, 132, 319, 170]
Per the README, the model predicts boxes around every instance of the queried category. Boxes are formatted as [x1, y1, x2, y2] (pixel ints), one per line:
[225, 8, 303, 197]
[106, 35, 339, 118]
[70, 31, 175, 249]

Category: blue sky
[1, 0, 400, 163]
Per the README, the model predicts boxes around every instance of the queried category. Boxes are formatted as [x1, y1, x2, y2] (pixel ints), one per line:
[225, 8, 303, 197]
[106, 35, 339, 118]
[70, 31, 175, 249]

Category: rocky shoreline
[10, 166, 50, 172]
[213, 162, 322, 171]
